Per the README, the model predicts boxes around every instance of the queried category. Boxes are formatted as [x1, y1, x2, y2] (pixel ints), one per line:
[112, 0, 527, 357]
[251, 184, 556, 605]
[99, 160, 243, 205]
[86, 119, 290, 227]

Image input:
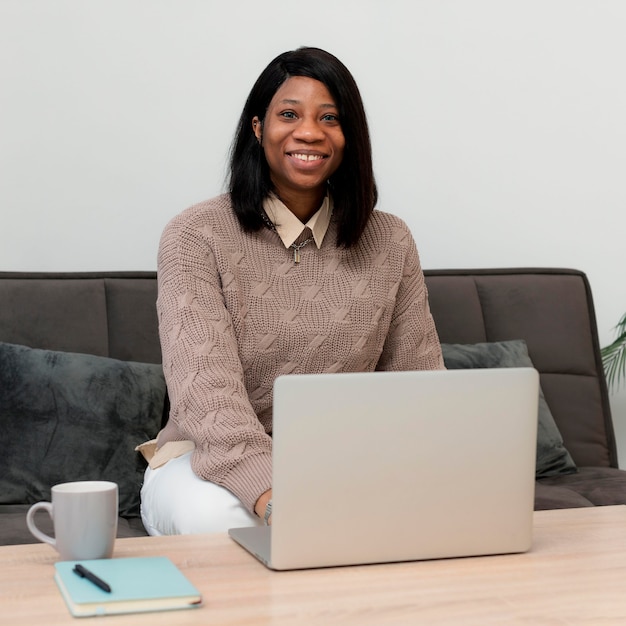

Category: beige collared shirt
[263, 193, 332, 248]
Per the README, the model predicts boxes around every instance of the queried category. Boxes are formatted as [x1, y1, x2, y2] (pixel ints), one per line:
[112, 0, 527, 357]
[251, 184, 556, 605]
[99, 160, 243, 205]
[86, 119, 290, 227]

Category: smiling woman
[252, 76, 345, 221]
[229, 47, 377, 248]
[138, 46, 445, 537]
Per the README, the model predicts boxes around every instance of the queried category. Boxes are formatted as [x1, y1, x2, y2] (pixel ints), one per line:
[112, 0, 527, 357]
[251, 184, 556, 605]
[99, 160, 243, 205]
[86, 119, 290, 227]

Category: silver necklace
[261, 211, 314, 264]
[290, 237, 315, 264]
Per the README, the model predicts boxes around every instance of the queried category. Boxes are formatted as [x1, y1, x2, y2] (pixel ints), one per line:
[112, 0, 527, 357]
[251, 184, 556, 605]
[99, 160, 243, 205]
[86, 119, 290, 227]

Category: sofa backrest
[424, 268, 615, 469]
[0, 268, 615, 469]
[0, 272, 161, 364]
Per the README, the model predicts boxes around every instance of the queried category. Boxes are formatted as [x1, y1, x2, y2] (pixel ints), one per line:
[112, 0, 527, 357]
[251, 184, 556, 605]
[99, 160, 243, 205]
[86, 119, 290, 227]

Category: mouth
[287, 152, 327, 162]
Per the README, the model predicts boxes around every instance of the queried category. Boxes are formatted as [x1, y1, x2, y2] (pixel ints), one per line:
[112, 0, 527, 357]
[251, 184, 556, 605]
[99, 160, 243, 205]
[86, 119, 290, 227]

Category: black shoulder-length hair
[228, 46, 377, 248]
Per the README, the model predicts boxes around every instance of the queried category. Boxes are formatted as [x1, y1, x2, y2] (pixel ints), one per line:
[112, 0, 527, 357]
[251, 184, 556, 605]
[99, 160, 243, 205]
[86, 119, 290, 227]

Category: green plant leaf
[602, 313, 626, 390]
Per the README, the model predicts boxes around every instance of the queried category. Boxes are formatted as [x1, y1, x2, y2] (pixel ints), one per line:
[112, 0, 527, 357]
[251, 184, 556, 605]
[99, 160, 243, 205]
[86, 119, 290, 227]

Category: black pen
[73, 564, 112, 593]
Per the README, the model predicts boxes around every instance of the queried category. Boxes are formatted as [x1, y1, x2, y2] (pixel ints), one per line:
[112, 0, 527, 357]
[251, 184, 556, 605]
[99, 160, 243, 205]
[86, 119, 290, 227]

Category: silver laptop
[229, 367, 538, 570]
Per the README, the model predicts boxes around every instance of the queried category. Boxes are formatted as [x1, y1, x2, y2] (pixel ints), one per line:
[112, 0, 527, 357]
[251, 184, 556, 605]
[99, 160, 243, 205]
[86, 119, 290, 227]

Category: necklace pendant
[293, 248, 301, 264]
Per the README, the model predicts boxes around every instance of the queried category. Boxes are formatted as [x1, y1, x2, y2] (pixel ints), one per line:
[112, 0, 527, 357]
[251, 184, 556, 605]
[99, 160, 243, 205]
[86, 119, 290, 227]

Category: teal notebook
[54, 556, 203, 617]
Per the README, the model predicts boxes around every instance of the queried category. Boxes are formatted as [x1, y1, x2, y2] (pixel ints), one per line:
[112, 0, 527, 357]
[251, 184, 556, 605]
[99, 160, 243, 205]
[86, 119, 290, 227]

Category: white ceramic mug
[26, 481, 118, 560]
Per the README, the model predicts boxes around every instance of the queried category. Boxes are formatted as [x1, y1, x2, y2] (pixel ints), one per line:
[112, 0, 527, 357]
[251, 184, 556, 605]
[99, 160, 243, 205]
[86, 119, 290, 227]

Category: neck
[274, 187, 325, 222]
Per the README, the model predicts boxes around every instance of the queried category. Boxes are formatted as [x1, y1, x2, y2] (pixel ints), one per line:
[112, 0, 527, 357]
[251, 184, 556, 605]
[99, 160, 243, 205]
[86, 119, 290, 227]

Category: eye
[279, 111, 297, 119]
[321, 113, 340, 123]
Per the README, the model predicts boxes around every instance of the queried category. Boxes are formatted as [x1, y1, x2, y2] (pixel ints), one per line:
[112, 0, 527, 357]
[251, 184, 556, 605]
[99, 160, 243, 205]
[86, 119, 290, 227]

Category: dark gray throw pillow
[0, 342, 166, 517]
[441, 340, 577, 478]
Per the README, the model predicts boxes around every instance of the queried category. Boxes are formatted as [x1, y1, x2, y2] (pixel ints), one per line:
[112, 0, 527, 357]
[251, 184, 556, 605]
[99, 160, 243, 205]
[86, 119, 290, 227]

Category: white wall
[2, 0, 626, 461]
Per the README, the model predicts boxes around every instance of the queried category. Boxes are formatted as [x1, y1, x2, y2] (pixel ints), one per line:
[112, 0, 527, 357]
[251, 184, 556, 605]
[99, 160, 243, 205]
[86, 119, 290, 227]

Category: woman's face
[253, 76, 345, 205]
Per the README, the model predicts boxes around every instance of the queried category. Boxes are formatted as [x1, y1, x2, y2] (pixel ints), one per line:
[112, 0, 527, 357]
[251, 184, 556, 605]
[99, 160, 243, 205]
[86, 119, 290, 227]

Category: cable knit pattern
[156, 194, 444, 512]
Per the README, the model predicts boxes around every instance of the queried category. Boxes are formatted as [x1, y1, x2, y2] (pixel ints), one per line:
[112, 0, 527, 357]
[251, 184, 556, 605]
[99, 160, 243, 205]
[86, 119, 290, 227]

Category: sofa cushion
[533, 481, 594, 509]
[535, 467, 626, 509]
[0, 504, 149, 545]
[0, 342, 166, 517]
[441, 340, 577, 478]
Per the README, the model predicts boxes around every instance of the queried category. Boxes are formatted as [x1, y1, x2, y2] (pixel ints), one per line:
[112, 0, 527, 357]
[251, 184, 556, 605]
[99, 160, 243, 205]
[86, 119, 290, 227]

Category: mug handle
[26, 502, 56, 548]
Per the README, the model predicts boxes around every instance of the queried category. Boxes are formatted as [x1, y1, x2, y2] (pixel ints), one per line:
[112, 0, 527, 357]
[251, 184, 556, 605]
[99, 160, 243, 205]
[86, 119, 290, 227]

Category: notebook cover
[54, 556, 202, 617]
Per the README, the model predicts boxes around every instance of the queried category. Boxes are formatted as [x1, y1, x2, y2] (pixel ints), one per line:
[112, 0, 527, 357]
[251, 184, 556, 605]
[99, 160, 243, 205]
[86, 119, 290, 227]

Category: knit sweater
[155, 194, 444, 513]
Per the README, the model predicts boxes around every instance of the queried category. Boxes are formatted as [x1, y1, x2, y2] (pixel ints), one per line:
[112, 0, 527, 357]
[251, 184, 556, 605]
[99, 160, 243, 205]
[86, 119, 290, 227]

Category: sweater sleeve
[156, 213, 272, 513]
[376, 230, 445, 372]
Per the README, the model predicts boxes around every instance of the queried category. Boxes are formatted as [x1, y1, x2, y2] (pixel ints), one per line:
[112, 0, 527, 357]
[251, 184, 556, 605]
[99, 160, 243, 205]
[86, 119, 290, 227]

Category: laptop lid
[229, 367, 538, 570]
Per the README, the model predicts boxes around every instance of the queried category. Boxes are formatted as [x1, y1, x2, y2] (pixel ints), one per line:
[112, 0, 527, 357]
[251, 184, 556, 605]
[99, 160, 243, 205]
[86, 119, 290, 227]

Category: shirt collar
[262, 193, 332, 249]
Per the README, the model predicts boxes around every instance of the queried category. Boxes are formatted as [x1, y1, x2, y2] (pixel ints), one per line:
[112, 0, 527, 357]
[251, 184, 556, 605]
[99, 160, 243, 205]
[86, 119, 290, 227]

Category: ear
[252, 116, 263, 144]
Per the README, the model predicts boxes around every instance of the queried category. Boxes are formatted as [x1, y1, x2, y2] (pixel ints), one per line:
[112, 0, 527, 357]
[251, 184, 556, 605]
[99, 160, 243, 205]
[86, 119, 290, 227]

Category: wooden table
[3, 506, 626, 625]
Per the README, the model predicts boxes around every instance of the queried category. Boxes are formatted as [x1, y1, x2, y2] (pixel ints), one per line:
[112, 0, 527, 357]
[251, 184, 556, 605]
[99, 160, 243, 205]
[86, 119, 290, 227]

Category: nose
[292, 116, 324, 142]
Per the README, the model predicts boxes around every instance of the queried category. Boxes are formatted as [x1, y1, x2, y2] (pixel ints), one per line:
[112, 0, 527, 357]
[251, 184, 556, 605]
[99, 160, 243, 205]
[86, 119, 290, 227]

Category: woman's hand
[254, 489, 273, 524]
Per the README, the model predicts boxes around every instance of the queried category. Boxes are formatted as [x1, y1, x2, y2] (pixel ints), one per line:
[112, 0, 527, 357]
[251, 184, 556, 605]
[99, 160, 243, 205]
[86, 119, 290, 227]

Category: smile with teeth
[290, 153, 325, 162]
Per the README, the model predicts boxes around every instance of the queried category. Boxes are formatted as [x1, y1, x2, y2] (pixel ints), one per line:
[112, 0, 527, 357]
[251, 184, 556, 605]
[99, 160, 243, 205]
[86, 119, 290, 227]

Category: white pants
[140, 452, 263, 535]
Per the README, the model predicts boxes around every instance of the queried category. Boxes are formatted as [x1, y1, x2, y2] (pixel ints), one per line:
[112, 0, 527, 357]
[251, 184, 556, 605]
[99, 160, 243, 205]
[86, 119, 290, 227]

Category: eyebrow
[278, 99, 336, 109]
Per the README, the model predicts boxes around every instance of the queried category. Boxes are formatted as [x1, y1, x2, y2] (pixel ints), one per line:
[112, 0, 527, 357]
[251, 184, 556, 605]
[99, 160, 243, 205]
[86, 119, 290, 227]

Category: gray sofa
[1, 268, 625, 546]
